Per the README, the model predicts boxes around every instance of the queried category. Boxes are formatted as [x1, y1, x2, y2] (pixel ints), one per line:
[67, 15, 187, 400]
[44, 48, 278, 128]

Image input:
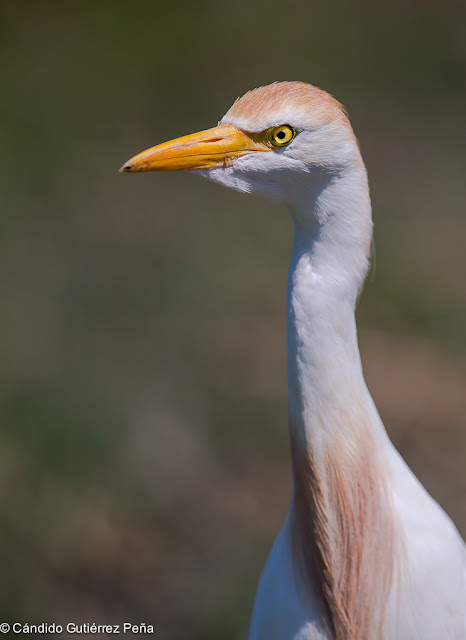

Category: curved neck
[286, 168, 396, 640]
[287, 167, 376, 449]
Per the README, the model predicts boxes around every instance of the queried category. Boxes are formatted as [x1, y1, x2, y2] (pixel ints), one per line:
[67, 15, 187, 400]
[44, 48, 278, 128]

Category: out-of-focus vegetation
[0, 1, 465, 638]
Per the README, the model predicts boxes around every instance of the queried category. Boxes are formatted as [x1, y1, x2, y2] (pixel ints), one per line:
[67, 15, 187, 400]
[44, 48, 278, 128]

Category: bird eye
[269, 125, 295, 147]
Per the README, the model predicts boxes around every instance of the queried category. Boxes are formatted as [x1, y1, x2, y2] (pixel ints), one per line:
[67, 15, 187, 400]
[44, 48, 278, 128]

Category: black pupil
[277, 130, 286, 139]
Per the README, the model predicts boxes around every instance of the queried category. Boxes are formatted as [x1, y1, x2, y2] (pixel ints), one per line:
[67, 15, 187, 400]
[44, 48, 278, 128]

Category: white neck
[286, 167, 397, 640]
[287, 167, 379, 448]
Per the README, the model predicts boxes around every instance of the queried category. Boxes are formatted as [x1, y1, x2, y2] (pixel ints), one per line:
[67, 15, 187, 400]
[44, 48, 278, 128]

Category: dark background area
[0, 2, 465, 638]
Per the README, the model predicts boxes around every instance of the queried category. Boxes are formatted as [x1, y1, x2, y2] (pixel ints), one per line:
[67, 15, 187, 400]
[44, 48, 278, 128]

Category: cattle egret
[121, 82, 466, 640]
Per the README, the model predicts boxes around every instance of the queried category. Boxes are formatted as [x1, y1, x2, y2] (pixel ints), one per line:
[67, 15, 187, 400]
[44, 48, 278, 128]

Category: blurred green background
[0, 1, 465, 638]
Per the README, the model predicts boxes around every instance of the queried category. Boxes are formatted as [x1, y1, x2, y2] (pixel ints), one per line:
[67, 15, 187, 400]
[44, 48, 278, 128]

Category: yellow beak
[119, 124, 269, 172]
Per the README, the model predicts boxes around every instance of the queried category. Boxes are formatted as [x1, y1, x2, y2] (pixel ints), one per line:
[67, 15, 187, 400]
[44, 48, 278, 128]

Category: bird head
[120, 82, 363, 204]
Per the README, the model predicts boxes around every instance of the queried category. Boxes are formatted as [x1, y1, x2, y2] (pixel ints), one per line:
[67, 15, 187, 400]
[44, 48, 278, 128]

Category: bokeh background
[1, 1, 465, 638]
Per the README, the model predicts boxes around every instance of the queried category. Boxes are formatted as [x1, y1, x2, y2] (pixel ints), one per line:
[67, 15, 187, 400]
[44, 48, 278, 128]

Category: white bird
[121, 82, 466, 640]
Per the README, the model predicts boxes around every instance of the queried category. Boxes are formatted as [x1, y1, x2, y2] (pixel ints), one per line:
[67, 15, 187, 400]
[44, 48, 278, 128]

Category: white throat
[287, 167, 373, 447]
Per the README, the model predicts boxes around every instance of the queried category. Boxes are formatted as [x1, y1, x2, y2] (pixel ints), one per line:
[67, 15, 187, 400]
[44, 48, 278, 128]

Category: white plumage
[122, 81, 466, 640]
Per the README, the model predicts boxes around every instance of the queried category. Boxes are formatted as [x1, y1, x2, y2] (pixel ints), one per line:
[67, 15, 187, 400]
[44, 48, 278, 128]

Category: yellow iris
[269, 125, 295, 147]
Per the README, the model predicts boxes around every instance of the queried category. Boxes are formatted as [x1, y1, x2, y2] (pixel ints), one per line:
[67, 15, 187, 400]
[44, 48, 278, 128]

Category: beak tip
[119, 162, 133, 173]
